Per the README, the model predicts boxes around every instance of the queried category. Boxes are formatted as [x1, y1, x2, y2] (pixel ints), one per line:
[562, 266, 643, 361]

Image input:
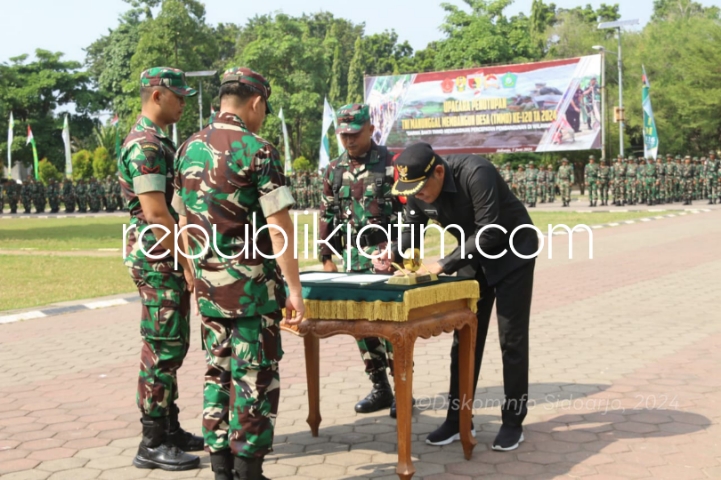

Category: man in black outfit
[383, 142, 537, 451]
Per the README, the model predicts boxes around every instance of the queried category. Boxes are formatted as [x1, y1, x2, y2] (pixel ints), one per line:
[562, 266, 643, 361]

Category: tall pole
[600, 49, 606, 161]
[198, 81, 203, 131]
[617, 27, 624, 157]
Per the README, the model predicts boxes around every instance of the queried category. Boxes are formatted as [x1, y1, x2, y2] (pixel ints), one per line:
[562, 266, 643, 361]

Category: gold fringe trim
[303, 280, 479, 322]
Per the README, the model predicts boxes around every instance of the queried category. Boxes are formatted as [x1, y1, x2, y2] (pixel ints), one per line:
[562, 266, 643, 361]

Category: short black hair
[219, 82, 260, 105]
[140, 86, 162, 103]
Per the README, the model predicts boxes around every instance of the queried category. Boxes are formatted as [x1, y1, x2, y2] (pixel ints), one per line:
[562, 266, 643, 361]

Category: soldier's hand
[285, 294, 305, 325]
[323, 260, 338, 272]
[183, 268, 194, 294]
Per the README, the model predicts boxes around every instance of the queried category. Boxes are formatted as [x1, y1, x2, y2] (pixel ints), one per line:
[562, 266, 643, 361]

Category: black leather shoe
[210, 450, 234, 480]
[233, 456, 270, 480]
[133, 416, 199, 471]
[354, 369, 394, 414]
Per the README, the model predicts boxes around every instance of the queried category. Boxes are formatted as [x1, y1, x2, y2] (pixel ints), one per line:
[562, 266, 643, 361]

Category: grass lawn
[1, 255, 135, 311]
[0, 209, 670, 311]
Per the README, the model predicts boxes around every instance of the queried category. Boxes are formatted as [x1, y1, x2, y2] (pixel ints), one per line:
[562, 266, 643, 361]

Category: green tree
[0, 50, 99, 173]
[93, 146, 117, 179]
[71, 150, 94, 181]
[38, 159, 63, 184]
[292, 156, 312, 172]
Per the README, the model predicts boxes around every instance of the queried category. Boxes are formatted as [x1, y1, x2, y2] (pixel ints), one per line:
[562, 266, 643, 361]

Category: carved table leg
[303, 334, 321, 437]
[391, 332, 416, 480]
[458, 321, 478, 460]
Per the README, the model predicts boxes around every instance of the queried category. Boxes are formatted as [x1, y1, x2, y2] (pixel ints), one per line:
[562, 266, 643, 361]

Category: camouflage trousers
[644, 179, 657, 203]
[612, 179, 625, 204]
[598, 180, 610, 203]
[682, 179, 695, 201]
[350, 268, 394, 375]
[559, 181, 572, 202]
[626, 180, 638, 203]
[201, 312, 283, 458]
[525, 182, 537, 204]
[130, 268, 191, 418]
[586, 180, 598, 203]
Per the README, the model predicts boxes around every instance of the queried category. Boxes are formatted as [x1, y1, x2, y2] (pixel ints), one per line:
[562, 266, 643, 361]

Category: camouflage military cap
[589, 155, 595, 160]
[561, 158, 568, 163]
[221, 67, 273, 114]
[709, 150, 716, 156]
[528, 161, 535, 166]
[140, 67, 197, 97]
[336, 104, 370, 134]
[676, 155, 682, 160]
[666, 153, 673, 158]
[692, 156, 698, 161]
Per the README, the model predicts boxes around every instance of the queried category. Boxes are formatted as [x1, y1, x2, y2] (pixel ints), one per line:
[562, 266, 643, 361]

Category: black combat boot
[354, 369, 394, 413]
[389, 397, 417, 419]
[233, 456, 270, 480]
[210, 450, 234, 480]
[167, 404, 204, 452]
[133, 415, 200, 471]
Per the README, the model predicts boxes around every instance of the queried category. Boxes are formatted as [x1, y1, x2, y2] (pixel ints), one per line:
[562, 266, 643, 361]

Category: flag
[62, 115, 72, 177]
[6, 112, 13, 177]
[319, 97, 335, 171]
[278, 108, 293, 174]
[642, 65, 659, 160]
[26, 125, 39, 180]
[110, 114, 119, 126]
[330, 105, 345, 156]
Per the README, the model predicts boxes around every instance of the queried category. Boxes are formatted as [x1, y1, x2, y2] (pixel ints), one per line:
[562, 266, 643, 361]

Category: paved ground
[1, 210, 720, 479]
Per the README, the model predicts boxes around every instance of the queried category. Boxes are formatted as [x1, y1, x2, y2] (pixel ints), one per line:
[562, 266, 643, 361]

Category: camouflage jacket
[500, 169, 513, 183]
[118, 115, 179, 274]
[598, 165, 611, 180]
[584, 163, 599, 181]
[318, 142, 402, 272]
[174, 111, 294, 319]
[557, 165, 574, 182]
[612, 163, 626, 179]
[524, 168, 539, 183]
[5, 181, 19, 201]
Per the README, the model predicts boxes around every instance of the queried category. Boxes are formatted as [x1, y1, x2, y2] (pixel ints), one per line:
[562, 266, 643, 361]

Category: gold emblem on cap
[397, 165, 409, 182]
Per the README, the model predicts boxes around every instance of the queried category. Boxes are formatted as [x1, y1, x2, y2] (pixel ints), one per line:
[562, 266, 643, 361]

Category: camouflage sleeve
[172, 144, 186, 216]
[126, 141, 167, 194]
[318, 166, 336, 257]
[253, 143, 294, 217]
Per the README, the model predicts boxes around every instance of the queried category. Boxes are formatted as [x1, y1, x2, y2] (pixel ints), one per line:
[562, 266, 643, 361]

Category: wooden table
[281, 297, 478, 480]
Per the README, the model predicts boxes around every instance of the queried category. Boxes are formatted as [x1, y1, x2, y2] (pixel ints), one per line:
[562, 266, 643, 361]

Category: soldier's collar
[213, 111, 250, 131]
[137, 115, 168, 139]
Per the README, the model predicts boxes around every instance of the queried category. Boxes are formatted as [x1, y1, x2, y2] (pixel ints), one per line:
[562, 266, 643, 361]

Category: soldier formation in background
[0, 176, 126, 214]
[286, 171, 323, 209]
[497, 150, 720, 208]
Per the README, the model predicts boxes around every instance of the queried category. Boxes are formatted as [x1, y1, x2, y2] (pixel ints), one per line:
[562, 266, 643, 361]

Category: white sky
[0, 0, 658, 64]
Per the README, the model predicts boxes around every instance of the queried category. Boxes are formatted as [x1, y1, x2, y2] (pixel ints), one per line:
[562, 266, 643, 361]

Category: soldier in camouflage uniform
[5, 178, 20, 214]
[545, 164, 555, 203]
[625, 157, 638, 205]
[512, 165, 525, 199]
[21, 179, 32, 213]
[113, 176, 124, 211]
[319, 103, 406, 418]
[61, 178, 75, 213]
[598, 158, 611, 206]
[636, 156, 646, 204]
[668, 155, 679, 202]
[118, 67, 202, 472]
[680, 155, 695, 205]
[88, 178, 101, 212]
[584, 155, 599, 207]
[536, 164, 546, 203]
[557, 158, 574, 207]
[693, 157, 703, 200]
[706, 151, 718, 204]
[500, 163, 513, 188]
[47, 178, 60, 213]
[524, 162, 539, 207]
[75, 179, 88, 212]
[174, 67, 305, 480]
[105, 175, 118, 212]
[611, 156, 625, 206]
[32, 178, 46, 213]
[644, 157, 657, 205]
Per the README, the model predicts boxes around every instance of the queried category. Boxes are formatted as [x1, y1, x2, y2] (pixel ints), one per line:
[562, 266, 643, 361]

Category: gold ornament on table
[388, 248, 439, 286]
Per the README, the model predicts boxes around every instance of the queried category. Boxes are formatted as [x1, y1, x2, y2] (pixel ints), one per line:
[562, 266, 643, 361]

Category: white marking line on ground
[641, 218, 652, 222]
[624, 220, 636, 224]
[85, 299, 130, 310]
[608, 223, 620, 227]
[0, 311, 47, 324]
[616, 209, 629, 213]
[98, 248, 121, 252]
[19, 248, 38, 251]
[592, 225, 604, 229]
[654, 216, 665, 220]
[667, 214, 676, 218]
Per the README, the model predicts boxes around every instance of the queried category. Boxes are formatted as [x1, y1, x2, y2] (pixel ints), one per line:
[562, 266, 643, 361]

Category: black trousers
[447, 260, 535, 427]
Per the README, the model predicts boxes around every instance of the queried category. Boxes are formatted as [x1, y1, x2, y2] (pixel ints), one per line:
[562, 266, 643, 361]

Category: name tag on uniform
[423, 209, 438, 217]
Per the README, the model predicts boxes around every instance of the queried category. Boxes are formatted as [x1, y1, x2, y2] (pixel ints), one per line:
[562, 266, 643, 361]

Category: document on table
[299, 273, 347, 282]
[329, 275, 389, 285]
